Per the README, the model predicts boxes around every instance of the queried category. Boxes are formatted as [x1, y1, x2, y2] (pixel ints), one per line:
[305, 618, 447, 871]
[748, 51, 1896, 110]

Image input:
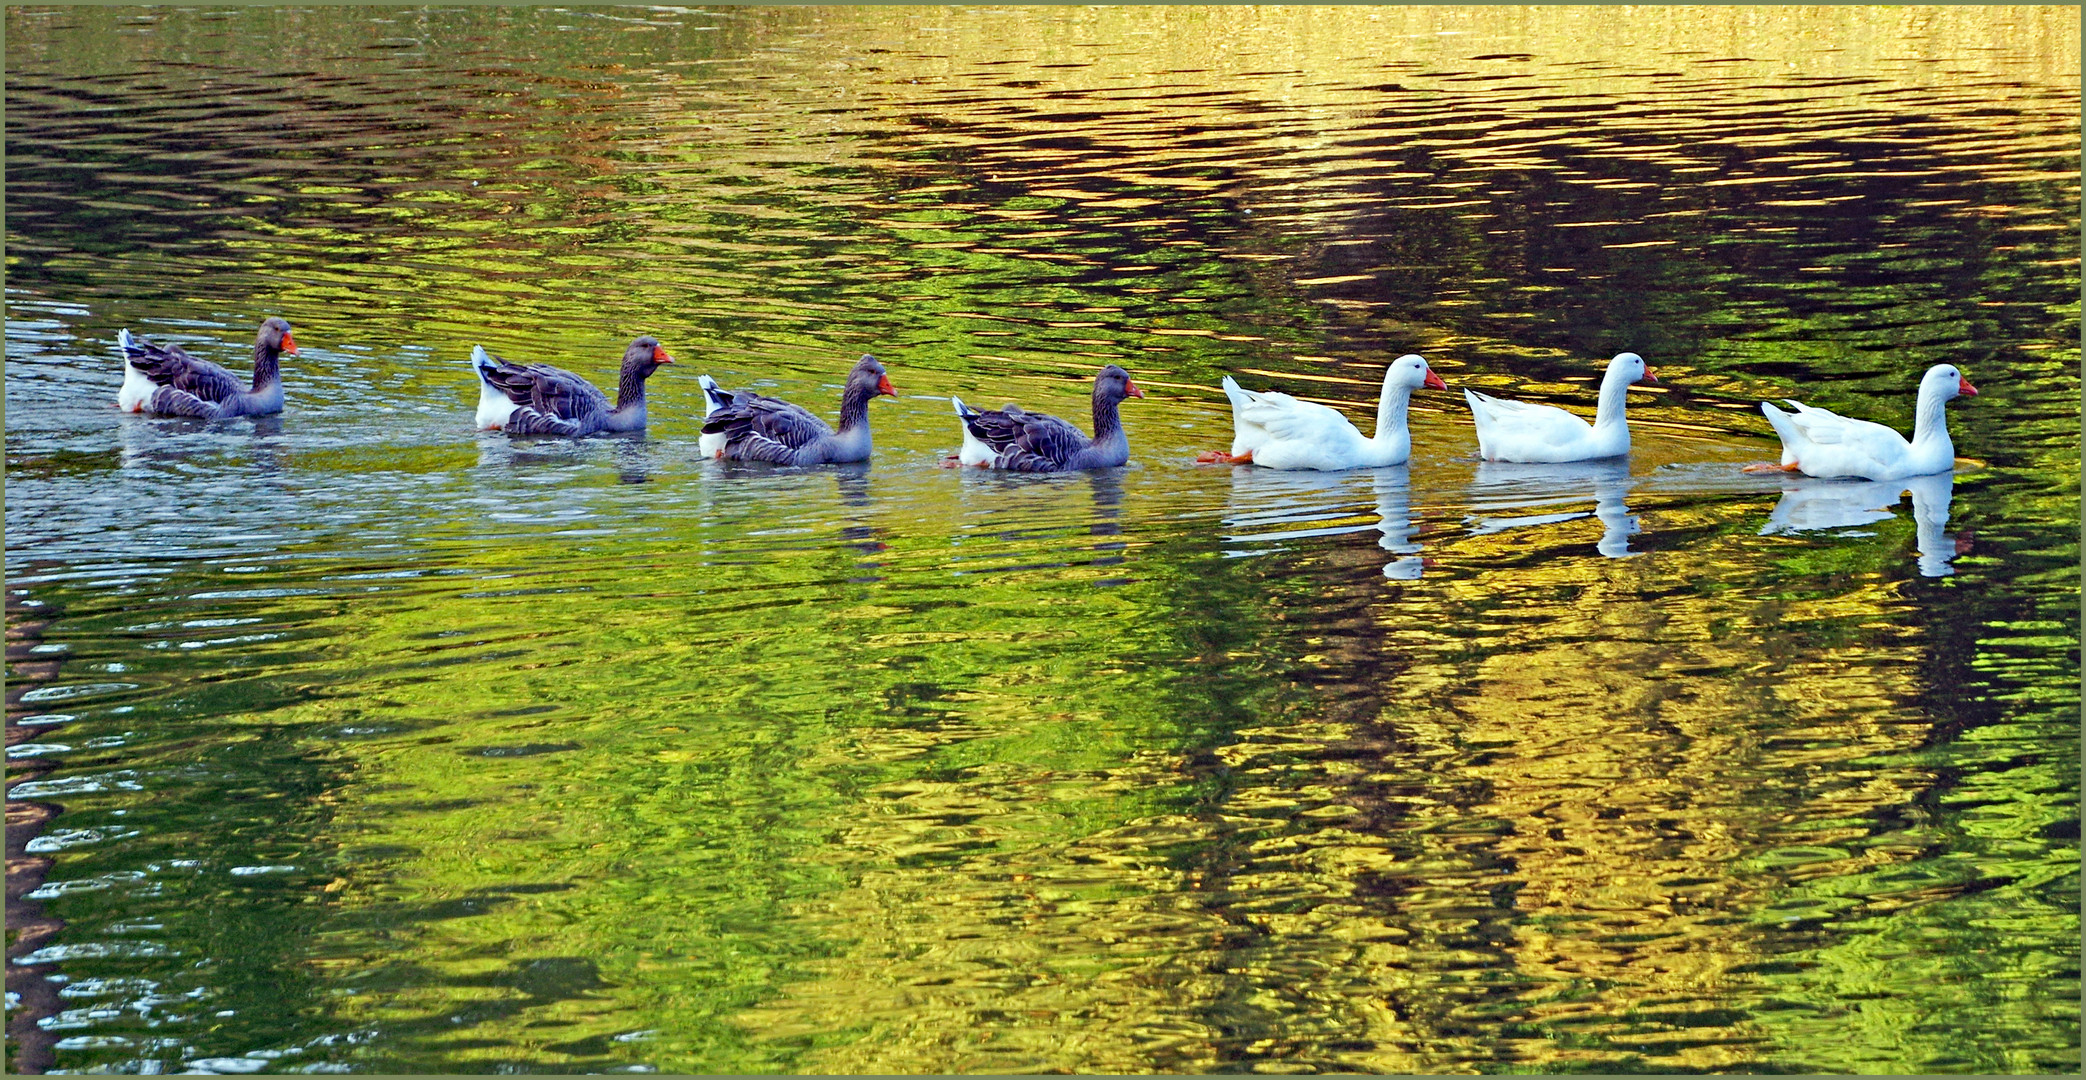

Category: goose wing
[1464, 389, 1588, 437]
[1239, 393, 1356, 445]
[1766, 399, 1909, 478]
[966, 406, 1088, 471]
[124, 332, 242, 403]
[146, 386, 227, 418]
[1776, 400, 1903, 450]
[479, 358, 610, 422]
[703, 391, 835, 463]
[1468, 391, 1577, 433]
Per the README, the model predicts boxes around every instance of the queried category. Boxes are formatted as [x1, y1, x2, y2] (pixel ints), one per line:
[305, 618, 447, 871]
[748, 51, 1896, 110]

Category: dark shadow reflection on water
[474, 429, 648, 471]
[832, 460, 872, 507]
[1087, 469, 1124, 539]
[941, 468, 1134, 581]
[613, 438, 656, 485]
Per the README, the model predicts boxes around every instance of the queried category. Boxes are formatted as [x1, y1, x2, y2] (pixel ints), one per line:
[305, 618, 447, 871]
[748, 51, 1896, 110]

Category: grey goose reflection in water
[475, 428, 643, 470]
[1466, 457, 1639, 559]
[943, 469, 1128, 583]
[1221, 463, 1424, 578]
[118, 411, 287, 473]
[1760, 470, 1962, 578]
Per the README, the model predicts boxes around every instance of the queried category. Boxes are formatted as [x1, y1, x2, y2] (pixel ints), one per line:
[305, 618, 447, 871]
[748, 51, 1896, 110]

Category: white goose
[1199, 354, 1447, 470]
[1750, 363, 1976, 481]
[1463, 351, 1656, 463]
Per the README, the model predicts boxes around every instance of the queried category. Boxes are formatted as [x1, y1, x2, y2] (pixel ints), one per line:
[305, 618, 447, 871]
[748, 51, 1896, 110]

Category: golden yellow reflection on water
[4, 2, 2075, 1074]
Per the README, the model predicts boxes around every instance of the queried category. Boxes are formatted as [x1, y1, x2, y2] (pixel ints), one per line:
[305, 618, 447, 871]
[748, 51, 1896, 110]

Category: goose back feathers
[473, 336, 672, 436]
[700, 354, 895, 465]
[117, 317, 297, 418]
[1759, 363, 1976, 480]
[1215, 354, 1445, 470]
[953, 364, 1144, 472]
[1464, 351, 1656, 463]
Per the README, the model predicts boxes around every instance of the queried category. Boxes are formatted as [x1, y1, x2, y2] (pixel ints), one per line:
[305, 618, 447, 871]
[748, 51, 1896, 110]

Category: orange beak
[1423, 370, 1448, 391]
[1641, 366, 1658, 384]
[877, 374, 896, 397]
[280, 333, 299, 355]
[1958, 375, 1977, 397]
[652, 347, 674, 364]
[1126, 380, 1146, 399]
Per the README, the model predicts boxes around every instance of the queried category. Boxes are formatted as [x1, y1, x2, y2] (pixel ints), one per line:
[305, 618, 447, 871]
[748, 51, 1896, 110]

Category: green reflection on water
[5, 3, 2077, 1075]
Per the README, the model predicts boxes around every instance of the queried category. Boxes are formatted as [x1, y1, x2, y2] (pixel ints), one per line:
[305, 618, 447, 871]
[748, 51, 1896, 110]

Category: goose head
[848, 353, 898, 398]
[622, 336, 674, 380]
[257, 317, 297, 356]
[1386, 353, 1448, 392]
[1095, 364, 1146, 403]
[1923, 363, 1977, 401]
[1606, 351, 1656, 387]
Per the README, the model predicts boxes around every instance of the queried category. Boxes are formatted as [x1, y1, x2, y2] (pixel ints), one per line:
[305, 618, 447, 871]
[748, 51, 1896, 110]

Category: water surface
[6, 6, 2079, 1074]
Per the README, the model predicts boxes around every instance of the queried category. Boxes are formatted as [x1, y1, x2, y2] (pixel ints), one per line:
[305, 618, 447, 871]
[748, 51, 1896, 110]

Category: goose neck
[1910, 384, 1954, 448]
[1091, 394, 1123, 443]
[615, 366, 651, 411]
[1373, 381, 1414, 442]
[837, 381, 876, 433]
[250, 343, 282, 391]
[1594, 372, 1634, 427]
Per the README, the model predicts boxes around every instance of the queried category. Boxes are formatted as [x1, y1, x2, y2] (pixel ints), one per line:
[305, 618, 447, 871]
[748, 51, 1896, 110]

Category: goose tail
[115, 329, 154, 411]
[698, 373, 729, 415]
[1760, 401, 1803, 464]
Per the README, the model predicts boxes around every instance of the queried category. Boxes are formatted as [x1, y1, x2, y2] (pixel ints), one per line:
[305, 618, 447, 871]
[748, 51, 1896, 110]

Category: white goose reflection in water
[1760, 470, 1961, 577]
[1465, 457, 1639, 558]
[1373, 466, 1423, 579]
[1221, 463, 1424, 578]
